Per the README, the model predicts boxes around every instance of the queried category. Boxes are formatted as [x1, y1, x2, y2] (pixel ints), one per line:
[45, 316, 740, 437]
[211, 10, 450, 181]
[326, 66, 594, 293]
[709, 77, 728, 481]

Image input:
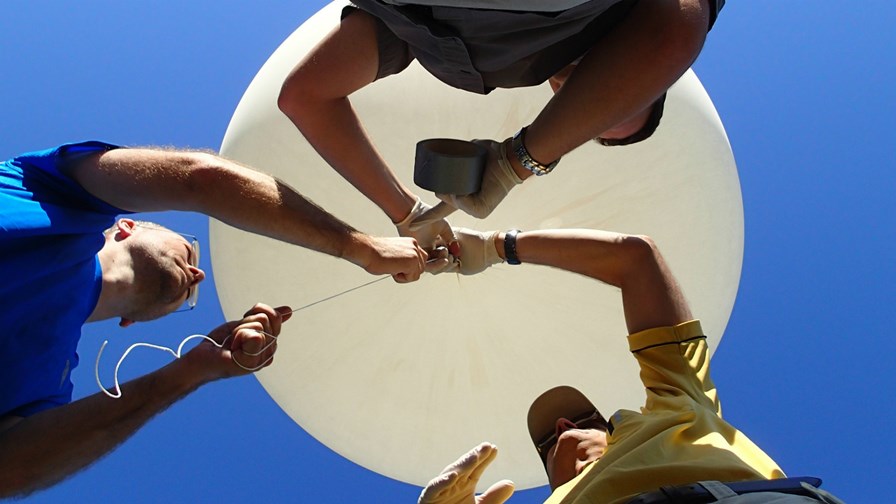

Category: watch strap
[504, 229, 522, 265]
[512, 127, 559, 176]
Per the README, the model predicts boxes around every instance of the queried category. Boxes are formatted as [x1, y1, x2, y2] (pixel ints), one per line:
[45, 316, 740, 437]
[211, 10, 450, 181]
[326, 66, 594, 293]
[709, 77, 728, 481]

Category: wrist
[343, 231, 376, 269]
[510, 127, 559, 177]
[162, 354, 211, 392]
[503, 139, 534, 181]
[494, 232, 506, 261]
[389, 193, 421, 224]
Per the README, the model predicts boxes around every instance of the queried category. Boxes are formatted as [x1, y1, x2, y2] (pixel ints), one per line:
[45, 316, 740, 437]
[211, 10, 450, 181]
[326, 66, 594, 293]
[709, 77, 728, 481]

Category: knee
[277, 69, 314, 119]
[638, 0, 711, 68]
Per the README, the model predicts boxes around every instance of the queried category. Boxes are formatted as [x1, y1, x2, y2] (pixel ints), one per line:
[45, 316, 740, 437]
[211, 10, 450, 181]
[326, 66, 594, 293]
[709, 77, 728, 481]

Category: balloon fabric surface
[210, 1, 744, 490]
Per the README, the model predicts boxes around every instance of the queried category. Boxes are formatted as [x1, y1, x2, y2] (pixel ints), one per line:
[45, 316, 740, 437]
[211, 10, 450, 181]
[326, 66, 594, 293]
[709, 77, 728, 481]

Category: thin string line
[282, 275, 390, 315]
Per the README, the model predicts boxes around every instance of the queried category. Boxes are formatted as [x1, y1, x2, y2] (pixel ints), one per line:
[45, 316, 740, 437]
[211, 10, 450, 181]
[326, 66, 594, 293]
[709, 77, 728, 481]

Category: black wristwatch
[504, 229, 522, 265]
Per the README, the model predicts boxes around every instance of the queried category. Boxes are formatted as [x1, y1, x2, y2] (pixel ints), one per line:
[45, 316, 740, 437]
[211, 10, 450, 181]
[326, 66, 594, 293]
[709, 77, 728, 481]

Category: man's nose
[555, 417, 577, 438]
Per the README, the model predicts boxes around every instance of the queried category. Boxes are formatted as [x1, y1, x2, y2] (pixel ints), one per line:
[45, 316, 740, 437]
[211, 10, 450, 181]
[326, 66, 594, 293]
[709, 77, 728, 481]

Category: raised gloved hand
[418, 443, 515, 504]
[436, 139, 522, 219]
[394, 197, 457, 274]
[452, 228, 502, 275]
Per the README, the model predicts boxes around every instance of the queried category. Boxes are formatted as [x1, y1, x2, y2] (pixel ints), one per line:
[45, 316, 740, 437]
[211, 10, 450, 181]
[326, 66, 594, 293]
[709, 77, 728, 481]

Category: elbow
[617, 234, 662, 285]
[277, 79, 300, 118]
[176, 153, 244, 209]
[637, 0, 710, 74]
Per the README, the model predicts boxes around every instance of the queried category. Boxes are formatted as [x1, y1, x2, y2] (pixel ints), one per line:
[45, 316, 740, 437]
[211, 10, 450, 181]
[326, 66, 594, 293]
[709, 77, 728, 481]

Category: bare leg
[508, 0, 711, 179]
[278, 10, 418, 222]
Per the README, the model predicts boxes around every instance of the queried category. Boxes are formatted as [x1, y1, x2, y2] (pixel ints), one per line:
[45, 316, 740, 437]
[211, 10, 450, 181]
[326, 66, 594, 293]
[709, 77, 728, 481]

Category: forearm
[0, 358, 207, 497]
[275, 8, 419, 223]
[282, 95, 418, 222]
[522, 0, 709, 165]
[494, 229, 692, 333]
[186, 160, 385, 269]
[74, 149, 384, 270]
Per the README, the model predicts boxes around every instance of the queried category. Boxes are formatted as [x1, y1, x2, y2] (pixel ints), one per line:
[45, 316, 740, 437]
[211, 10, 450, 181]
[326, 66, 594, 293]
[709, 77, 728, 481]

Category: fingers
[418, 471, 460, 504]
[418, 443, 504, 504]
[230, 322, 277, 372]
[464, 443, 498, 482]
[232, 323, 268, 355]
[478, 480, 515, 504]
[226, 302, 293, 372]
[446, 442, 496, 477]
[414, 200, 456, 223]
[424, 246, 458, 275]
[438, 192, 489, 219]
[241, 302, 291, 337]
[275, 305, 294, 324]
[392, 250, 425, 283]
[365, 236, 426, 282]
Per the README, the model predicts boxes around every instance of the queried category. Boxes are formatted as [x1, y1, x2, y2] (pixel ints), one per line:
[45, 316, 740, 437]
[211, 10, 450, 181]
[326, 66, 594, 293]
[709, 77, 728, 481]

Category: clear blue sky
[2, 2, 893, 502]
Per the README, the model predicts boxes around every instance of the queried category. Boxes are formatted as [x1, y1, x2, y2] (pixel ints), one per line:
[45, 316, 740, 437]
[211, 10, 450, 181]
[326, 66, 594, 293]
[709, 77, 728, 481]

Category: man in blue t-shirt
[0, 141, 439, 497]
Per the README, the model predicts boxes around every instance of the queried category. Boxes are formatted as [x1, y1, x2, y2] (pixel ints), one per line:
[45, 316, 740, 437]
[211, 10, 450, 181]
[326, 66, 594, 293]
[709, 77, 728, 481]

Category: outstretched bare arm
[0, 304, 288, 498]
[66, 148, 429, 282]
[456, 229, 692, 334]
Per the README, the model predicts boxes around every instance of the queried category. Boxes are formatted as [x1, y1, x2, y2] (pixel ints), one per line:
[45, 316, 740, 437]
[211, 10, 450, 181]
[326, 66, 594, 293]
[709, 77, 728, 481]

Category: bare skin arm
[507, 0, 711, 179]
[493, 229, 692, 333]
[0, 304, 288, 498]
[277, 10, 418, 223]
[66, 148, 428, 282]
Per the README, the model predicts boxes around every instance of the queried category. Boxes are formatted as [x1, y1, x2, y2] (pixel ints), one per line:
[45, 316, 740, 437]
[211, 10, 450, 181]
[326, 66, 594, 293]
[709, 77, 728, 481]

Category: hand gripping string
[95, 272, 413, 399]
[95, 330, 278, 399]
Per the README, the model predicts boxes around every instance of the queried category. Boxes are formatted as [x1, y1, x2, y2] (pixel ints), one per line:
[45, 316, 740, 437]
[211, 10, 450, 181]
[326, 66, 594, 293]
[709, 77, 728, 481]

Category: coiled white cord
[95, 330, 278, 399]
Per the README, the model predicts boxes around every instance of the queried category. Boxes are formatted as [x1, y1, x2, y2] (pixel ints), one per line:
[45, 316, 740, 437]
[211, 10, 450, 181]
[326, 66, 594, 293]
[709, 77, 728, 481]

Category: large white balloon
[211, 1, 743, 490]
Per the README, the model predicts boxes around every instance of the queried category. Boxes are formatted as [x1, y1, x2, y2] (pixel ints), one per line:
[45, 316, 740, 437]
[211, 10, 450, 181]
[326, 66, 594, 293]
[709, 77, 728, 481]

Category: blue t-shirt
[0, 141, 125, 417]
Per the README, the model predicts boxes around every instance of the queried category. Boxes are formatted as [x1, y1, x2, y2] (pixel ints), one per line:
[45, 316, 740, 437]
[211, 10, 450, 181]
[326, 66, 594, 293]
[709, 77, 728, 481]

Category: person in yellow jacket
[417, 228, 844, 504]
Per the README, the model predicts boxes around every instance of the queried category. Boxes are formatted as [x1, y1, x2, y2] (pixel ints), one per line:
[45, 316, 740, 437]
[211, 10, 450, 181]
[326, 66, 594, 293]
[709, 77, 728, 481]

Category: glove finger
[413, 200, 457, 225]
[435, 192, 477, 218]
[438, 219, 458, 247]
[477, 480, 515, 504]
[445, 442, 491, 473]
[465, 444, 498, 483]
[418, 471, 459, 504]
[426, 256, 457, 275]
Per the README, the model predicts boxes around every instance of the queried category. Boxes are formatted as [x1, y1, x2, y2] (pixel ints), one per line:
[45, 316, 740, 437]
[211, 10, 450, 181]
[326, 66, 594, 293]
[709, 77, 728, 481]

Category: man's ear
[115, 218, 137, 239]
[118, 317, 135, 328]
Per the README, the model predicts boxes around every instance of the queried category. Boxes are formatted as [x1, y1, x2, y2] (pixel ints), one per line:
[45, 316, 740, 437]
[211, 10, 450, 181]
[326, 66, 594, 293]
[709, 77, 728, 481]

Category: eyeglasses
[176, 232, 201, 312]
[535, 410, 608, 459]
[135, 223, 201, 312]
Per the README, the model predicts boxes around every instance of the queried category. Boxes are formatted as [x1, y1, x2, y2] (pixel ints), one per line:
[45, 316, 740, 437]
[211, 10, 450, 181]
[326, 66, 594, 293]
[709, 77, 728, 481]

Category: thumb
[414, 200, 457, 225]
[275, 305, 294, 323]
[477, 480, 515, 504]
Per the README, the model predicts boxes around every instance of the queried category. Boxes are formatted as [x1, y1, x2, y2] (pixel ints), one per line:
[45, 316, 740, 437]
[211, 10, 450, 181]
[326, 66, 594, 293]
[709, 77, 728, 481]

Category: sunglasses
[135, 223, 201, 312]
[535, 410, 608, 460]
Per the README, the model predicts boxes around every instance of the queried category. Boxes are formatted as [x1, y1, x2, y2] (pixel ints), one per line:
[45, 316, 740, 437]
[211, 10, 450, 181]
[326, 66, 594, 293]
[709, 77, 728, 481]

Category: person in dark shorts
[278, 0, 725, 251]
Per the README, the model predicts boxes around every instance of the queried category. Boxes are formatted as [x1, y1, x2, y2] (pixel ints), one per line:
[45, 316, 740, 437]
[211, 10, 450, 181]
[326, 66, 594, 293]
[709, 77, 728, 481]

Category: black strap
[626, 477, 825, 504]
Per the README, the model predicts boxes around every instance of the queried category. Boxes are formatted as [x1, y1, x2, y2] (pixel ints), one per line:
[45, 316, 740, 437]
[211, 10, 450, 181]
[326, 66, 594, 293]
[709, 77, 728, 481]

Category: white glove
[418, 443, 515, 504]
[436, 139, 523, 219]
[394, 197, 457, 274]
[452, 228, 502, 275]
